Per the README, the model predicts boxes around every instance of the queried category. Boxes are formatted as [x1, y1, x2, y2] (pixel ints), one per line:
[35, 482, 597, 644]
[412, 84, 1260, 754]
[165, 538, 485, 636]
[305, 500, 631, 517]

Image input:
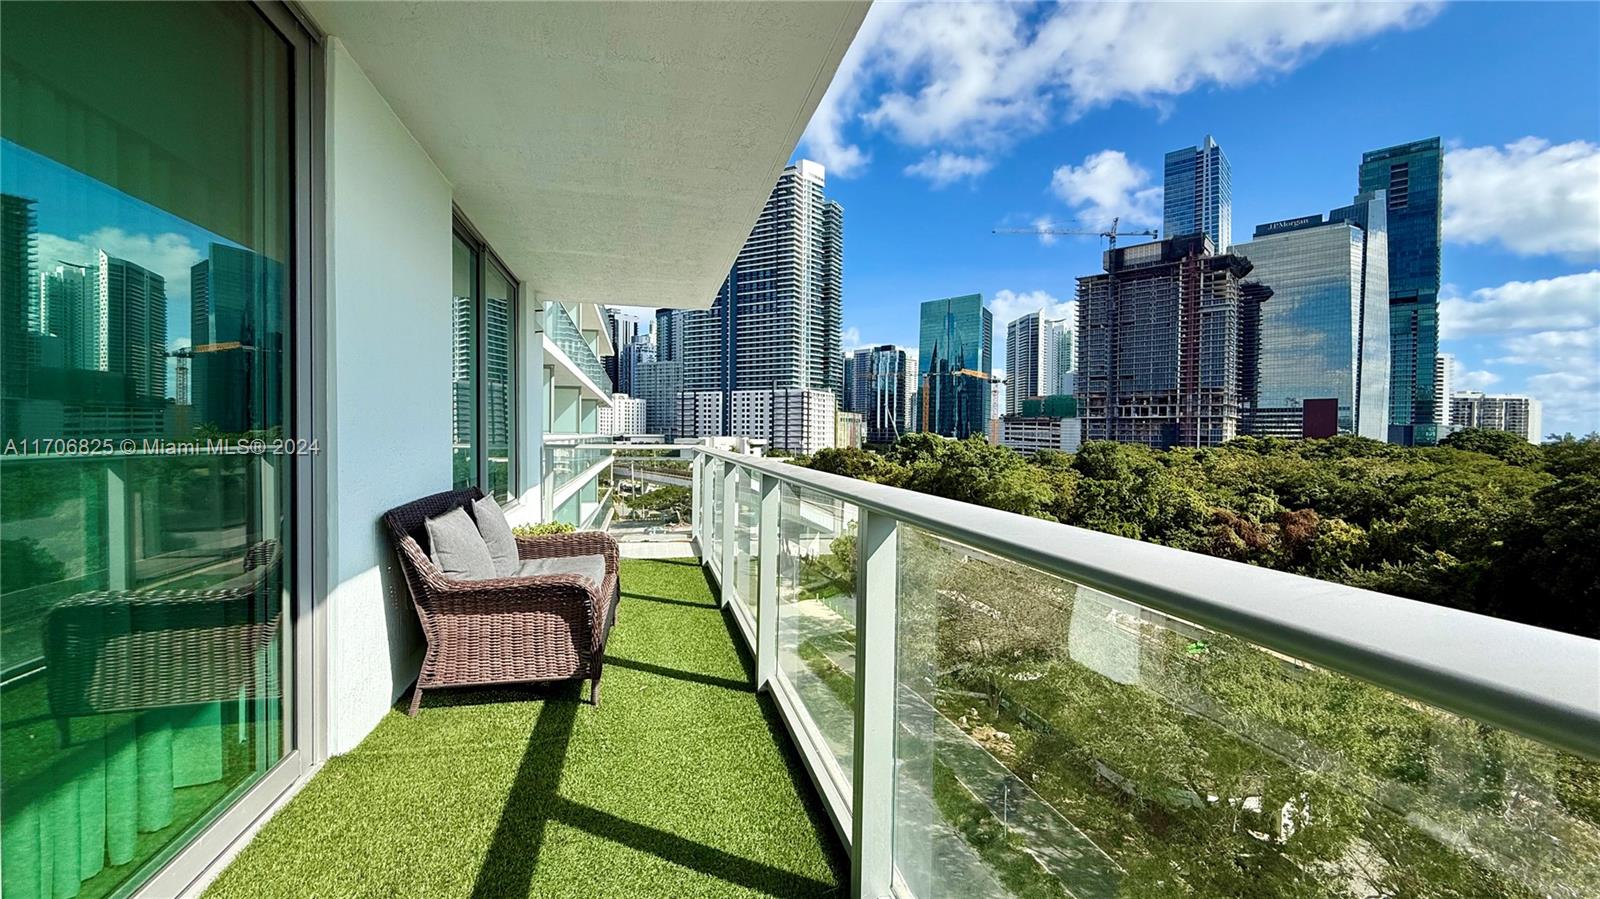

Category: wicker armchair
[382, 488, 619, 714]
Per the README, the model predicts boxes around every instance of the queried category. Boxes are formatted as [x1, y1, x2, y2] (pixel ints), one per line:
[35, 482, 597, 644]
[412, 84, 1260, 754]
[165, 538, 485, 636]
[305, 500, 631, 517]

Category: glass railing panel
[544, 438, 611, 499]
[777, 482, 858, 790]
[542, 301, 612, 393]
[732, 466, 759, 619]
[708, 461, 724, 573]
[891, 523, 1600, 899]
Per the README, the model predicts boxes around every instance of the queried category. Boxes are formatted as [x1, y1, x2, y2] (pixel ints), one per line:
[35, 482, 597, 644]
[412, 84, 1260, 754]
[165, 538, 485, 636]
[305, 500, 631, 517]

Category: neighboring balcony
[543, 301, 613, 398]
[544, 435, 615, 530]
[205, 447, 1600, 899]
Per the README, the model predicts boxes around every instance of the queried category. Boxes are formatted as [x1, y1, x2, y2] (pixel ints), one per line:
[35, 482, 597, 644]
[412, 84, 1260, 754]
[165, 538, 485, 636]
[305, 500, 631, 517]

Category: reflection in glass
[1, 2, 293, 896]
[776, 483, 856, 788]
[484, 265, 515, 502]
[451, 236, 478, 491]
[733, 466, 758, 618]
[892, 526, 1600, 899]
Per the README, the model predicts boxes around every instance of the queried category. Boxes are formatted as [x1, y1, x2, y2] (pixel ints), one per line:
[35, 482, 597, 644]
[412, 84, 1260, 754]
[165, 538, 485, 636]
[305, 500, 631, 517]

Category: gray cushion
[518, 554, 606, 588]
[425, 507, 497, 581]
[472, 495, 520, 577]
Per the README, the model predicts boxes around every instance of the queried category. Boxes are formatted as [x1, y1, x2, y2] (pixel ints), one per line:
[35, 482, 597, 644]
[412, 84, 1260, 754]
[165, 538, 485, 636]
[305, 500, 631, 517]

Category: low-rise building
[1450, 391, 1543, 443]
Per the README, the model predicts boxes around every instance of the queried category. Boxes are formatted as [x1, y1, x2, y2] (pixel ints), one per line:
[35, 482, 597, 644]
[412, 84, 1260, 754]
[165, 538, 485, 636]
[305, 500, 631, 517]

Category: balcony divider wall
[690, 446, 1600, 899]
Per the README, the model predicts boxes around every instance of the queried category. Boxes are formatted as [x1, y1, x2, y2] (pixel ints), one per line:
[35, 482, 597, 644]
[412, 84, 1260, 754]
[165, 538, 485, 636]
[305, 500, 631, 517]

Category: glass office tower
[1164, 135, 1232, 251]
[918, 294, 992, 439]
[1231, 192, 1391, 440]
[1359, 137, 1442, 445]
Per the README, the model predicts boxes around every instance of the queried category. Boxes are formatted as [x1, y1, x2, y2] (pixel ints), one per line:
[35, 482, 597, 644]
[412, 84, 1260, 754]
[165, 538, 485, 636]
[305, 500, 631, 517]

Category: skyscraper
[39, 260, 97, 371]
[1435, 352, 1454, 434]
[1042, 318, 1073, 396]
[617, 332, 651, 396]
[918, 294, 992, 439]
[191, 243, 286, 432]
[1005, 311, 1043, 415]
[2, 194, 39, 436]
[1360, 137, 1442, 445]
[676, 160, 843, 433]
[847, 344, 915, 444]
[1076, 235, 1266, 448]
[654, 307, 682, 362]
[98, 250, 167, 400]
[1164, 135, 1232, 251]
[1230, 191, 1390, 440]
[604, 309, 639, 390]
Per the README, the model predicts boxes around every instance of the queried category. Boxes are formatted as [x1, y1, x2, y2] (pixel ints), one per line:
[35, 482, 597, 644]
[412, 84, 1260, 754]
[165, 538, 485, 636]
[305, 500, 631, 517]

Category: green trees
[806, 430, 1599, 638]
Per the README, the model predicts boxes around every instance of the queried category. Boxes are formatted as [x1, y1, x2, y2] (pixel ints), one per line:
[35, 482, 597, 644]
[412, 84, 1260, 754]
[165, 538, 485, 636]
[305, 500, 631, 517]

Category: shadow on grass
[619, 591, 716, 610]
[603, 655, 752, 693]
[552, 798, 838, 898]
[469, 686, 582, 899]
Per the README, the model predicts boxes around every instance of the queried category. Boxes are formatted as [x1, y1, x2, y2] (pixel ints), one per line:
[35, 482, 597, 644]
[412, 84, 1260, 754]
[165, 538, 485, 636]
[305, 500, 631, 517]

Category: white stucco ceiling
[304, 1, 868, 309]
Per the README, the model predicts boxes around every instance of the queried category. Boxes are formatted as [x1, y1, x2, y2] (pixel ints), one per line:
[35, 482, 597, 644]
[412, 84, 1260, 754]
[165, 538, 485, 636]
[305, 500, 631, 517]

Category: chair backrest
[381, 487, 485, 562]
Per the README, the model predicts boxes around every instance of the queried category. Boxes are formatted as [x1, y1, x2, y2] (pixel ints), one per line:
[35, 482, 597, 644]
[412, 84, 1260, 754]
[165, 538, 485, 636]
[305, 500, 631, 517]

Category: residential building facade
[1164, 135, 1232, 251]
[1076, 235, 1266, 448]
[918, 294, 992, 439]
[1360, 137, 1443, 445]
[730, 387, 837, 455]
[999, 415, 1083, 456]
[1230, 192, 1390, 440]
[1043, 317, 1074, 396]
[677, 160, 843, 434]
[1005, 311, 1043, 415]
[1450, 391, 1543, 443]
[597, 393, 647, 436]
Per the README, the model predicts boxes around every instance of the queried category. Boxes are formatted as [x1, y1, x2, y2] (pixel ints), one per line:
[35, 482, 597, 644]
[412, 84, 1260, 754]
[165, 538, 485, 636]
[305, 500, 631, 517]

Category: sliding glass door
[1, 3, 300, 896]
[451, 220, 519, 503]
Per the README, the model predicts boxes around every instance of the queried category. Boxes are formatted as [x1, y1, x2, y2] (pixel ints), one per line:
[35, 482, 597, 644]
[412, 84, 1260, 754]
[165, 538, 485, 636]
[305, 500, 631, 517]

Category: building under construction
[1075, 234, 1269, 449]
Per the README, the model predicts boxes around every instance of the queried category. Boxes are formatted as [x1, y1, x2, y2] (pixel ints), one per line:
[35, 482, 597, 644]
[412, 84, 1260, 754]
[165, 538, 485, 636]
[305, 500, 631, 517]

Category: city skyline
[783, 1, 1598, 438]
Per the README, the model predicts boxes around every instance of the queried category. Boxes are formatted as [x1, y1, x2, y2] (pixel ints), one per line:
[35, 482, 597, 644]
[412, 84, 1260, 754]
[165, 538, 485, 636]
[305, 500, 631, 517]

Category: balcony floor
[206, 559, 845, 899]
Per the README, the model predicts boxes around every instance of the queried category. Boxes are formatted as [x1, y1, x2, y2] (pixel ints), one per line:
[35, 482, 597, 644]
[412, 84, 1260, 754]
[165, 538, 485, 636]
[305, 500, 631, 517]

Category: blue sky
[791, 0, 1600, 436]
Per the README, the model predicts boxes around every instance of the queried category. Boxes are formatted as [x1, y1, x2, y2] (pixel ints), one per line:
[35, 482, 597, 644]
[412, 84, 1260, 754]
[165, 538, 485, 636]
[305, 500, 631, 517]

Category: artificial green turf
[205, 558, 846, 899]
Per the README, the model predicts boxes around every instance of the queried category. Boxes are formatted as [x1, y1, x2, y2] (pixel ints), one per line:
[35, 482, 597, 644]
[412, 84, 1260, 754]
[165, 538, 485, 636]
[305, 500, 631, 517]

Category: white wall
[323, 40, 454, 755]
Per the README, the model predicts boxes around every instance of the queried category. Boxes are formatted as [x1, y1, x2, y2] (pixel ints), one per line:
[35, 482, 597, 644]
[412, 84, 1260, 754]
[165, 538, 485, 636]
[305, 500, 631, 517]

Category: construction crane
[993, 216, 1158, 250]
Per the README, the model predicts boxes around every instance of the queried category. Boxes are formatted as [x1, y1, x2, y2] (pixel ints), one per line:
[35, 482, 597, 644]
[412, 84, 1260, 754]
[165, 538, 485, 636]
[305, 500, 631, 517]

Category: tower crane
[993, 216, 1158, 250]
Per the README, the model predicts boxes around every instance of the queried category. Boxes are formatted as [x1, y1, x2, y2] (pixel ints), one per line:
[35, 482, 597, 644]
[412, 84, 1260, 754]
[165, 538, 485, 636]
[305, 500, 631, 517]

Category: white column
[756, 472, 780, 689]
[690, 453, 703, 544]
[851, 507, 898, 898]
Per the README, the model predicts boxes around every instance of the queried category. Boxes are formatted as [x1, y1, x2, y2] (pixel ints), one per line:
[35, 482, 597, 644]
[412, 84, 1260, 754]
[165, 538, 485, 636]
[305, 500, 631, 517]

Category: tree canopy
[807, 430, 1599, 638]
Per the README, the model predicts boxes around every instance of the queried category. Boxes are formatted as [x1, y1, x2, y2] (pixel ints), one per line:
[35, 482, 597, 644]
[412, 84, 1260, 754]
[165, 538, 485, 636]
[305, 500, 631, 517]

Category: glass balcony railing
[542, 301, 612, 393]
[544, 435, 613, 504]
[690, 448, 1600, 899]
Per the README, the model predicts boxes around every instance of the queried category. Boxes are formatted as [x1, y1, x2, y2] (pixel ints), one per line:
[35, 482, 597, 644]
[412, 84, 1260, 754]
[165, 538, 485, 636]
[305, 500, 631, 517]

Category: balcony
[203, 447, 1599, 899]
[543, 301, 613, 396]
[204, 557, 845, 898]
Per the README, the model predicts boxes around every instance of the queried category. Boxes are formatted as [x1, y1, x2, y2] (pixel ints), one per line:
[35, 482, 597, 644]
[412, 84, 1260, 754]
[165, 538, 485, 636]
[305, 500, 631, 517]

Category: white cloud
[842, 326, 873, 351]
[1439, 271, 1600, 339]
[989, 289, 1075, 329]
[1454, 369, 1500, 392]
[1049, 150, 1163, 229]
[1526, 371, 1600, 438]
[1444, 138, 1600, 262]
[903, 151, 993, 187]
[1492, 327, 1600, 374]
[804, 1, 1439, 173]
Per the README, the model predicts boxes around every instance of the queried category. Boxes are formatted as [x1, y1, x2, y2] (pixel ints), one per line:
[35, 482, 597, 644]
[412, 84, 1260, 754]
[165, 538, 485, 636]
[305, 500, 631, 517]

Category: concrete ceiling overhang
[304, 1, 869, 310]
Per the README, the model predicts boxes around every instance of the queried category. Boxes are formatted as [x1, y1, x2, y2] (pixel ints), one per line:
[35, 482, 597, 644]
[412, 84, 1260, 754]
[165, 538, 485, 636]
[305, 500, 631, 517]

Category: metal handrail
[692, 446, 1600, 761]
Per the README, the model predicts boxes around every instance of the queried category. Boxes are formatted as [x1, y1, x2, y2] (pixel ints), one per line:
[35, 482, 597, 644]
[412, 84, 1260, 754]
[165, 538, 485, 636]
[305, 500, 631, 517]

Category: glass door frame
[133, 2, 326, 894]
[452, 208, 522, 506]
